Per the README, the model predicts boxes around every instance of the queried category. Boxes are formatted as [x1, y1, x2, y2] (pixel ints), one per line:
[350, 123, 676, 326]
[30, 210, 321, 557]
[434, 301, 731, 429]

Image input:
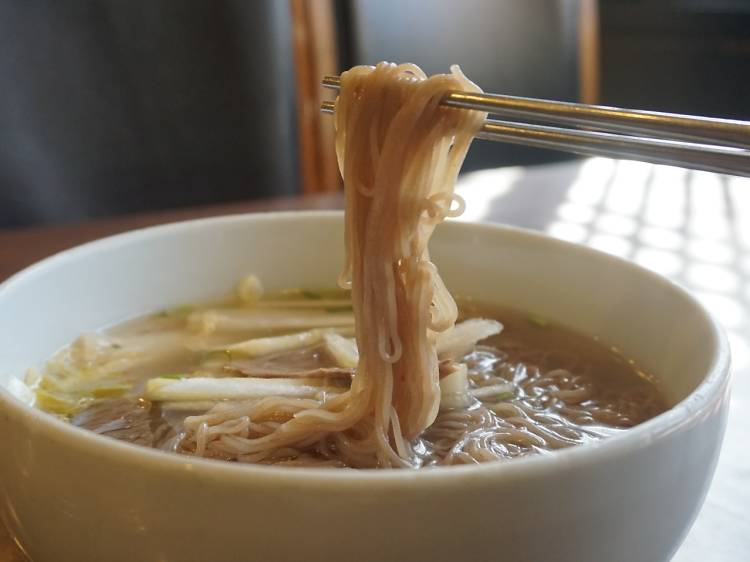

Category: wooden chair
[291, 0, 600, 193]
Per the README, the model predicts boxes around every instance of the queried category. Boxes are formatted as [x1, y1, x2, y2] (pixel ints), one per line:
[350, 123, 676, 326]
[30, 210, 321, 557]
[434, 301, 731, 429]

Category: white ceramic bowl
[0, 212, 730, 562]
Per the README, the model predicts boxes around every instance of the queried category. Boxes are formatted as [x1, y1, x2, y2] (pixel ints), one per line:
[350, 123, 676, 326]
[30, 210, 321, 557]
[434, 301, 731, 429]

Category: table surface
[1, 158, 748, 561]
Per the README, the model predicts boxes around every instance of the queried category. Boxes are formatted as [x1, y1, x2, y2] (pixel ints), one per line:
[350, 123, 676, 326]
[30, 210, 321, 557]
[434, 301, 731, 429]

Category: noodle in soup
[30, 63, 667, 468]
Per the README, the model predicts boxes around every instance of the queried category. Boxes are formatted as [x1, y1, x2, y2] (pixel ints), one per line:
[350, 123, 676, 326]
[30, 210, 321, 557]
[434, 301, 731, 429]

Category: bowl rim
[0, 210, 731, 489]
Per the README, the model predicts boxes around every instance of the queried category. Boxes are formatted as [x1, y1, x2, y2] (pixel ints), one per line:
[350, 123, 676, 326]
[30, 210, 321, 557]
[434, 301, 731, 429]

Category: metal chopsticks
[321, 75, 750, 178]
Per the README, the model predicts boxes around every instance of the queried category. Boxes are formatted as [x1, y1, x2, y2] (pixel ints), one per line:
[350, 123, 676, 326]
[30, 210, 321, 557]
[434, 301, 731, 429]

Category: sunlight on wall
[454, 166, 524, 222]
[639, 226, 683, 251]
[452, 156, 749, 372]
[633, 247, 685, 276]
[544, 158, 750, 371]
[547, 221, 587, 242]
[567, 157, 615, 206]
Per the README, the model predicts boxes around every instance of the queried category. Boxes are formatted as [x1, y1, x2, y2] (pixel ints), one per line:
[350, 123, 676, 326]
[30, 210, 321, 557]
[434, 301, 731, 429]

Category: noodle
[180, 63, 485, 467]
[38, 63, 667, 469]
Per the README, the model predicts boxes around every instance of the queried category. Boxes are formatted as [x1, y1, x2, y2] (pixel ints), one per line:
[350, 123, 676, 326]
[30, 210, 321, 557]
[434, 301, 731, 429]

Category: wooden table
[0, 193, 345, 283]
[1, 159, 748, 561]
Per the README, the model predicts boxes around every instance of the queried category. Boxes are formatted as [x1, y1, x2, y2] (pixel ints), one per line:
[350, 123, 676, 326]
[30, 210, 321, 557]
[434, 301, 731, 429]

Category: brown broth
[35, 293, 667, 467]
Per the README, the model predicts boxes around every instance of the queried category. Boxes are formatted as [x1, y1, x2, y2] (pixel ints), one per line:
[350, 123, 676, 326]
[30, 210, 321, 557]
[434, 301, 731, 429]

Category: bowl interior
[0, 211, 721, 409]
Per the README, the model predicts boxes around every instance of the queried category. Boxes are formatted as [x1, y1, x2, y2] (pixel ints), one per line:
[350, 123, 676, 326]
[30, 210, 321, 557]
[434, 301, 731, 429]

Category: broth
[32, 287, 667, 468]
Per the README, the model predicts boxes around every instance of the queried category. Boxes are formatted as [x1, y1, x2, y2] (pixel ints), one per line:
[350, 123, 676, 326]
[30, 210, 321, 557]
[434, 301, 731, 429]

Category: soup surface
[31, 281, 666, 468]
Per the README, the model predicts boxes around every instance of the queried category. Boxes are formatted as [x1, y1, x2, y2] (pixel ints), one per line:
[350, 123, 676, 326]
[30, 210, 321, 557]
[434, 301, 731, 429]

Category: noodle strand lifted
[183, 63, 484, 467]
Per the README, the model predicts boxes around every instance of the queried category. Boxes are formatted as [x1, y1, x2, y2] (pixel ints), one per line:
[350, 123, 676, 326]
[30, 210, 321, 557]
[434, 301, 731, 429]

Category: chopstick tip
[322, 75, 341, 88]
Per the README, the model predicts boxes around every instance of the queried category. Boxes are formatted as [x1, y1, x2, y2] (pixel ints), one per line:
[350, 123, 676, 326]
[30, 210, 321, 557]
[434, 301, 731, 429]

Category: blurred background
[0, 0, 749, 227]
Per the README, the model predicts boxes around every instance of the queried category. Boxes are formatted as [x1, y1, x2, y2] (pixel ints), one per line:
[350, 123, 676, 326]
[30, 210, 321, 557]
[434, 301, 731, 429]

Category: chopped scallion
[527, 314, 548, 328]
[156, 304, 195, 319]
